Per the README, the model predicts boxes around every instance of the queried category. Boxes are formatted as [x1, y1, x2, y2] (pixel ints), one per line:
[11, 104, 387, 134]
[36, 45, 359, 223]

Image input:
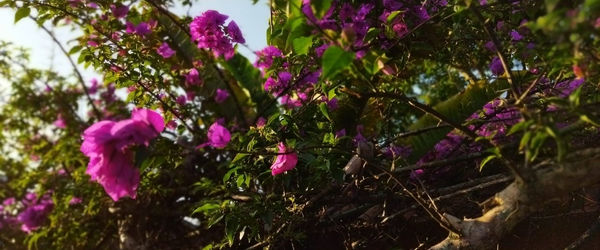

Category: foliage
[0, 0, 600, 249]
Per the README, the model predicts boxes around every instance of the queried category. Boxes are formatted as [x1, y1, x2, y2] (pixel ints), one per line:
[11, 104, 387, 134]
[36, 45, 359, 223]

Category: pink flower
[89, 78, 98, 94]
[271, 142, 298, 176]
[126, 21, 152, 36]
[489, 56, 505, 76]
[255, 46, 283, 72]
[166, 120, 177, 129]
[17, 193, 53, 233]
[185, 68, 202, 86]
[190, 10, 243, 60]
[227, 21, 245, 43]
[256, 117, 266, 128]
[80, 109, 164, 201]
[157, 42, 175, 58]
[214, 89, 230, 103]
[69, 197, 82, 205]
[53, 114, 67, 129]
[110, 4, 129, 19]
[2, 198, 15, 206]
[203, 122, 231, 149]
[176, 95, 187, 105]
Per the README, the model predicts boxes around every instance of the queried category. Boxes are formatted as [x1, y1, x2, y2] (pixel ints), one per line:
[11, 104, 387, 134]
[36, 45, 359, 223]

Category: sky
[0, 0, 270, 100]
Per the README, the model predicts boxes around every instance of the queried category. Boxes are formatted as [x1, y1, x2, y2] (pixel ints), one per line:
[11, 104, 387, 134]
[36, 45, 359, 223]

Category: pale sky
[0, 0, 269, 97]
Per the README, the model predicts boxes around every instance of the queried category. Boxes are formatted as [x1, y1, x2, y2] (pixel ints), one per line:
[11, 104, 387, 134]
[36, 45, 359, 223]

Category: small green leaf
[310, 0, 333, 19]
[292, 36, 313, 55]
[14, 7, 30, 23]
[192, 203, 220, 214]
[319, 102, 332, 121]
[479, 155, 497, 171]
[322, 46, 355, 79]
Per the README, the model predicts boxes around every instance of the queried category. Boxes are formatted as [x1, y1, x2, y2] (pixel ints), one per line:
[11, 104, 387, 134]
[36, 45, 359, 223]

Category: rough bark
[430, 148, 600, 250]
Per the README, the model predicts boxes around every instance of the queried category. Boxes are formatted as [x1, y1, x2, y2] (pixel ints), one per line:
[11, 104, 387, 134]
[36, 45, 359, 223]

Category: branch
[36, 20, 102, 119]
[430, 147, 600, 249]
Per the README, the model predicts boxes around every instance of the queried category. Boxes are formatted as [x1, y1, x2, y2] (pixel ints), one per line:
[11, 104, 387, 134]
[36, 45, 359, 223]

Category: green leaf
[322, 46, 355, 80]
[319, 102, 332, 121]
[545, 0, 560, 12]
[192, 203, 220, 215]
[292, 36, 313, 55]
[232, 153, 249, 163]
[310, 0, 333, 19]
[479, 155, 497, 171]
[405, 79, 511, 162]
[14, 7, 30, 24]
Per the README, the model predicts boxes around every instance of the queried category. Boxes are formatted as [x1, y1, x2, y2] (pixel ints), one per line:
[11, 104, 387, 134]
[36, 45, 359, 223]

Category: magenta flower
[197, 121, 231, 149]
[126, 21, 152, 36]
[80, 109, 164, 201]
[190, 10, 244, 60]
[214, 89, 230, 103]
[110, 4, 129, 19]
[315, 44, 329, 58]
[2, 198, 15, 206]
[255, 46, 283, 72]
[53, 114, 67, 129]
[89, 78, 98, 94]
[326, 97, 338, 110]
[489, 56, 505, 76]
[271, 142, 298, 176]
[256, 117, 266, 128]
[157, 42, 175, 58]
[510, 30, 523, 41]
[17, 193, 53, 233]
[185, 68, 202, 86]
[335, 129, 346, 138]
[227, 21, 245, 43]
[176, 95, 187, 106]
[69, 197, 82, 205]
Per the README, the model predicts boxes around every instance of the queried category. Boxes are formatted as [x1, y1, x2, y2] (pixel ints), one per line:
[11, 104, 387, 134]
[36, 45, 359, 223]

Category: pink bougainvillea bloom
[176, 95, 187, 106]
[17, 193, 53, 233]
[190, 10, 243, 60]
[2, 198, 15, 206]
[256, 117, 266, 128]
[87, 2, 98, 8]
[315, 44, 329, 58]
[327, 97, 338, 110]
[489, 56, 505, 76]
[126, 21, 152, 36]
[185, 68, 202, 86]
[271, 142, 298, 176]
[227, 21, 245, 43]
[53, 114, 67, 129]
[214, 89, 230, 103]
[87, 40, 99, 47]
[69, 197, 82, 205]
[255, 46, 283, 71]
[110, 4, 129, 19]
[89, 78, 98, 94]
[510, 30, 523, 41]
[157, 42, 175, 58]
[197, 121, 231, 149]
[80, 109, 164, 201]
[207, 122, 231, 148]
[335, 129, 346, 138]
[166, 120, 177, 130]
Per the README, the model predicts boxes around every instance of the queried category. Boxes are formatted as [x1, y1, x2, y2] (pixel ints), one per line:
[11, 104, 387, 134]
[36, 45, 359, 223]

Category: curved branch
[430, 147, 600, 249]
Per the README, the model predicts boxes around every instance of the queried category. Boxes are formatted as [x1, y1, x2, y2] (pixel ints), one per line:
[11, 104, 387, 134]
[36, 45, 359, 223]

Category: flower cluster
[16, 193, 54, 233]
[80, 109, 164, 201]
[189, 10, 245, 60]
[255, 46, 283, 73]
